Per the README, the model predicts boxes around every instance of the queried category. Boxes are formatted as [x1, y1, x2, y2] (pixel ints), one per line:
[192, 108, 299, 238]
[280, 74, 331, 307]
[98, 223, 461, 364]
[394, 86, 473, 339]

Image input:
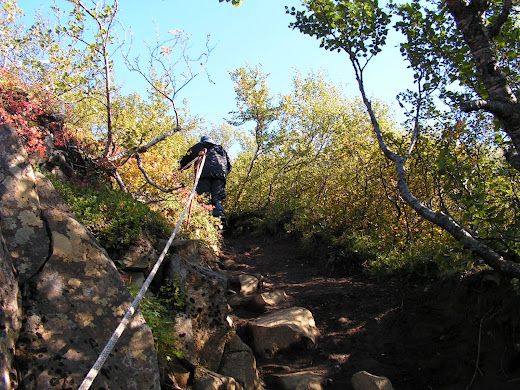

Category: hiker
[180, 135, 232, 222]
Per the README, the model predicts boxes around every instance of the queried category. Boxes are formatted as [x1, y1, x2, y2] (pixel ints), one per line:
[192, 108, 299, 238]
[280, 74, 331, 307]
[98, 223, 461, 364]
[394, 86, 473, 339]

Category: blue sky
[18, 0, 413, 127]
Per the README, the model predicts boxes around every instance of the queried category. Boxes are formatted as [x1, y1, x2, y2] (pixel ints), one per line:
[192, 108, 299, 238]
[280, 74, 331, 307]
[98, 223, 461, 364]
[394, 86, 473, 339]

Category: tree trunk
[447, 0, 520, 167]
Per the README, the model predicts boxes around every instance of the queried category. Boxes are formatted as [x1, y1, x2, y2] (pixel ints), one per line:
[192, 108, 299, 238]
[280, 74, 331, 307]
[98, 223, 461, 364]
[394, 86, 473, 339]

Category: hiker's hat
[201, 135, 214, 144]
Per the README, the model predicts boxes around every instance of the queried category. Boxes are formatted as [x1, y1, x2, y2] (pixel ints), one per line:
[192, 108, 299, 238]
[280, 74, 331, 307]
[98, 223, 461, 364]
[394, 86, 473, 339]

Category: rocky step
[228, 272, 396, 390]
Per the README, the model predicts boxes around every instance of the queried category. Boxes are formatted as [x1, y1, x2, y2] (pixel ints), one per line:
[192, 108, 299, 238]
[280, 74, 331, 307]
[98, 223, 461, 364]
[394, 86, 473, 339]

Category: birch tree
[288, 0, 520, 278]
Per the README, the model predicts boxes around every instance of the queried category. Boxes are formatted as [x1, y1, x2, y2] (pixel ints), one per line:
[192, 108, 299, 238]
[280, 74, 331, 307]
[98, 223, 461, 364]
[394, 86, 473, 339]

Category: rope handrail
[78, 151, 207, 390]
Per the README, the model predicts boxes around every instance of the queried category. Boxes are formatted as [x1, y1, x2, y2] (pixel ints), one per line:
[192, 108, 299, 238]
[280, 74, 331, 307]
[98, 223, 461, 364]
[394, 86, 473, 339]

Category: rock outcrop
[120, 222, 264, 388]
[0, 234, 20, 390]
[162, 252, 231, 371]
[0, 124, 160, 389]
[0, 124, 49, 284]
[3, 121, 331, 390]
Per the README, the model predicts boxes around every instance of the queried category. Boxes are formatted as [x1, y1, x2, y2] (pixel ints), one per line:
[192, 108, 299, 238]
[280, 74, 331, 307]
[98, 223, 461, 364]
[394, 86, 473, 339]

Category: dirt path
[219, 231, 520, 390]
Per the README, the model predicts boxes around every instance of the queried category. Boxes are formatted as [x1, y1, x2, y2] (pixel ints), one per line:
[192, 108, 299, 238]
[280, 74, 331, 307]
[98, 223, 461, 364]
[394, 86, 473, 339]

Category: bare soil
[219, 230, 520, 390]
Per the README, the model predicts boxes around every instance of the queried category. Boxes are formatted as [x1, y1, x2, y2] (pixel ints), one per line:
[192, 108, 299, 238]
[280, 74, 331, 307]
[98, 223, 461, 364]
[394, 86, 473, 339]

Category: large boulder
[247, 307, 319, 357]
[162, 252, 232, 371]
[0, 235, 21, 389]
[0, 124, 49, 283]
[218, 333, 264, 390]
[0, 124, 161, 390]
[272, 371, 329, 390]
[351, 371, 394, 390]
[16, 206, 160, 390]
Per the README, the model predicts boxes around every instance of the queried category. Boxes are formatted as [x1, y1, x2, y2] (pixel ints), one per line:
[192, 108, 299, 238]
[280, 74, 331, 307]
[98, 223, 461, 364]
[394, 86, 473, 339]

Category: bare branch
[123, 28, 213, 127]
[135, 154, 182, 193]
[113, 169, 128, 192]
[107, 126, 181, 162]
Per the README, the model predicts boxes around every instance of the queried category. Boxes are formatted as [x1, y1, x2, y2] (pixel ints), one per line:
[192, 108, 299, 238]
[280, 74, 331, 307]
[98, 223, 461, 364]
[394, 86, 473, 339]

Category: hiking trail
[219, 230, 520, 390]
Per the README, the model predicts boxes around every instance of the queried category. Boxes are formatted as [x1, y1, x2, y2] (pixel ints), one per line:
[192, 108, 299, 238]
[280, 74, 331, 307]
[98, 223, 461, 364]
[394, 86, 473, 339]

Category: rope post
[78, 152, 207, 390]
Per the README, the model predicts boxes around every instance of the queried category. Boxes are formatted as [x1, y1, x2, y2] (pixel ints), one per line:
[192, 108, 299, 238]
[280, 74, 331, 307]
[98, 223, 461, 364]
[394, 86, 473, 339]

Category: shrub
[47, 174, 172, 260]
[127, 278, 185, 363]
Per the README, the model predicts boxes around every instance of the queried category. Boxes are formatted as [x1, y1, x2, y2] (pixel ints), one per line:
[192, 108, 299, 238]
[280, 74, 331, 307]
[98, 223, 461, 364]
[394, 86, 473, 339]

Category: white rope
[78, 153, 207, 390]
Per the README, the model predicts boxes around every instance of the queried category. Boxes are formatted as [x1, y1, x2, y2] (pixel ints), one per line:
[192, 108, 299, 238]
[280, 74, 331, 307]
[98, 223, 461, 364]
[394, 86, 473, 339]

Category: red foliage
[0, 68, 75, 157]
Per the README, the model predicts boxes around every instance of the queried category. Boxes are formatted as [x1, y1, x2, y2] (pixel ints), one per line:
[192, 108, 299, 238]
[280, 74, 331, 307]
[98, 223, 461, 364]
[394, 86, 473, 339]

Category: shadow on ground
[220, 231, 520, 390]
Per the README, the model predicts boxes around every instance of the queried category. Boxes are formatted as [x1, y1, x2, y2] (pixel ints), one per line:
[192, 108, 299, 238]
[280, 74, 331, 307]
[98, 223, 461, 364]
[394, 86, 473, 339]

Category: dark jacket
[180, 141, 232, 180]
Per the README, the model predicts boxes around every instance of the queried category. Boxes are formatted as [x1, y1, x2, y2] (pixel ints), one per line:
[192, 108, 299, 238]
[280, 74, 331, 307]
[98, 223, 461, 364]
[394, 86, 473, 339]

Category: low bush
[127, 277, 185, 363]
[47, 174, 172, 259]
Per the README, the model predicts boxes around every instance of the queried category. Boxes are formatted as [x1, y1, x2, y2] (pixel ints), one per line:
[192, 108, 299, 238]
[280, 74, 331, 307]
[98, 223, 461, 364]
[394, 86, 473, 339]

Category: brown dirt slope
[219, 231, 520, 390]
